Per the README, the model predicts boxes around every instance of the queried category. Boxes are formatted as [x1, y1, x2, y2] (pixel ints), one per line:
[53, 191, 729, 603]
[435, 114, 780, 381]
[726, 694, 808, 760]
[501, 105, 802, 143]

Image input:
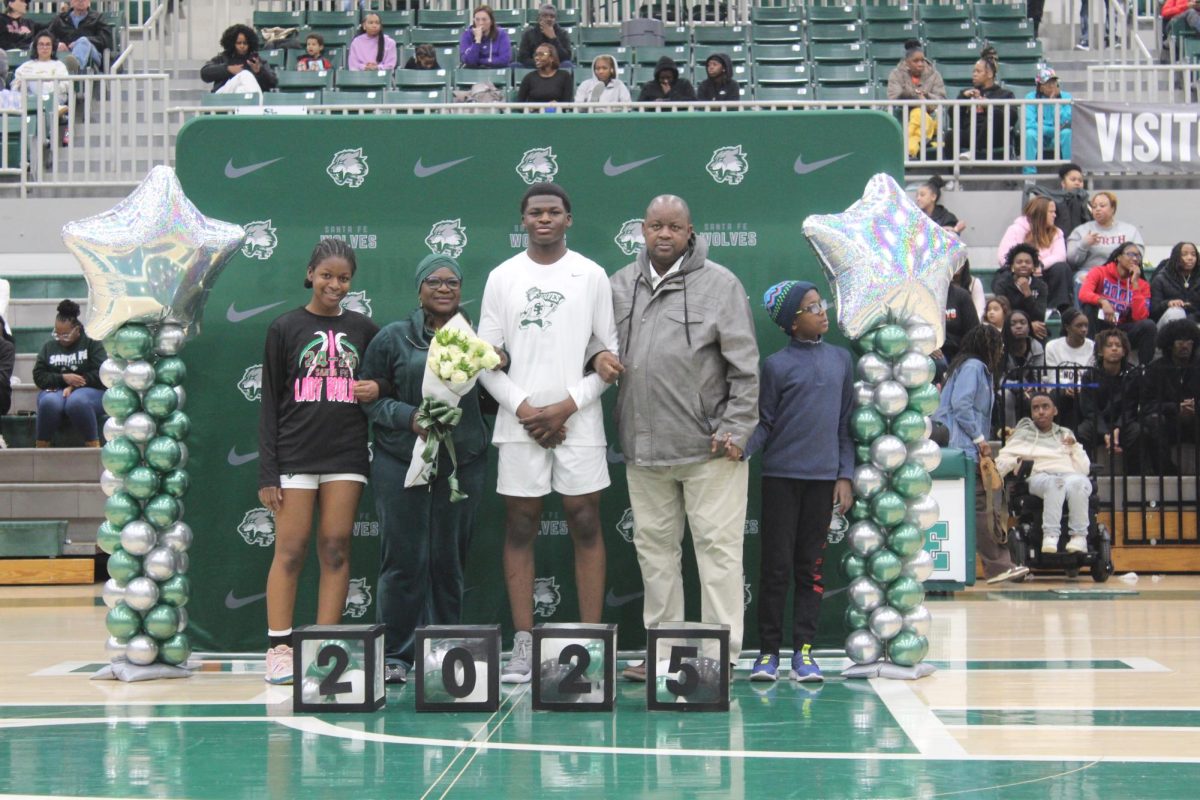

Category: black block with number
[645, 622, 730, 712]
[531, 623, 616, 712]
[414, 625, 501, 713]
[292, 624, 385, 713]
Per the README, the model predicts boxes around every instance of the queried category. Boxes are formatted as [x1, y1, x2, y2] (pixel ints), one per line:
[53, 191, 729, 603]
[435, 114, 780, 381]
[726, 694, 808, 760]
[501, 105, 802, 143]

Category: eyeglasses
[795, 300, 830, 316]
[423, 277, 461, 290]
[52, 330, 79, 342]
[1120, 251, 1143, 262]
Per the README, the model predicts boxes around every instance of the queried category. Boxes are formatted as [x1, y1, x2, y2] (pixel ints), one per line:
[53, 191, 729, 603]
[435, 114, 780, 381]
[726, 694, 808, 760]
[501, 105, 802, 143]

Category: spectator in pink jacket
[347, 12, 397, 71]
[996, 195, 1071, 311]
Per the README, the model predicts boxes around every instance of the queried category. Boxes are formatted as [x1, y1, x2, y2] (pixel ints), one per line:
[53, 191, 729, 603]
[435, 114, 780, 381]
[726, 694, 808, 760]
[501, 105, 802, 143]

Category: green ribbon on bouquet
[415, 397, 467, 502]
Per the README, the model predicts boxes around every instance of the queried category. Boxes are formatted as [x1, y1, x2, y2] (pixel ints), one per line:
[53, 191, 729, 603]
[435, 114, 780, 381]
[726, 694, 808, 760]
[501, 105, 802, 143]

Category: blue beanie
[763, 280, 816, 334]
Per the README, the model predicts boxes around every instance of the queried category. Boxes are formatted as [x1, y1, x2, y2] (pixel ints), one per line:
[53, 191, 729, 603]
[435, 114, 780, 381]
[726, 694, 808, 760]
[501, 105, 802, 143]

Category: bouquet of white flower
[405, 313, 501, 500]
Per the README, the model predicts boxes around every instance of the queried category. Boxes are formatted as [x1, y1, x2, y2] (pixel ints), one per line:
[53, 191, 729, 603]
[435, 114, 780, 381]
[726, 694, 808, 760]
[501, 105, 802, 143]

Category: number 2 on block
[317, 644, 351, 697]
[557, 643, 591, 695]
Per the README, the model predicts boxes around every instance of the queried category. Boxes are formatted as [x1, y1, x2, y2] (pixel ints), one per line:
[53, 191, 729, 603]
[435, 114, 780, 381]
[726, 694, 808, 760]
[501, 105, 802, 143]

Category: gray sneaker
[502, 631, 533, 683]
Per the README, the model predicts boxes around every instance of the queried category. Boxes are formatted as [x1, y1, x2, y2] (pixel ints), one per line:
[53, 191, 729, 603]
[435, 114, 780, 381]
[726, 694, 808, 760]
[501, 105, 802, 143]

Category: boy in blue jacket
[746, 280, 854, 682]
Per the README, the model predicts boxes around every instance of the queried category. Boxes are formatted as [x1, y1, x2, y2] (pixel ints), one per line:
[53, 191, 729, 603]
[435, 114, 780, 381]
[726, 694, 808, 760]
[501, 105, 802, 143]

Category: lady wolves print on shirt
[295, 329, 363, 403]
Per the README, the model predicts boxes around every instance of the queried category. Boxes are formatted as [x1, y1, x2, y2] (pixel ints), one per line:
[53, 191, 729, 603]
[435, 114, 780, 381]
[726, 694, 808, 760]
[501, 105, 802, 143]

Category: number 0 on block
[414, 625, 501, 713]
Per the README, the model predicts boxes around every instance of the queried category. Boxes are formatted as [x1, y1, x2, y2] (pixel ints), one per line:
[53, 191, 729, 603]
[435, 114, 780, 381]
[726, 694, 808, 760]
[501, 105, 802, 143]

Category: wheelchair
[1004, 460, 1114, 582]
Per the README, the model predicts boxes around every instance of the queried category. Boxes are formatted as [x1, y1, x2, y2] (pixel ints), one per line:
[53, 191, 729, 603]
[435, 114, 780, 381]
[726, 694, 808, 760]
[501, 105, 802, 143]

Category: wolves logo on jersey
[237, 507, 275, 546]
[533, 576, 562, 618]
[706, 145, 749, 186]
[425, 219, 468, 258]
[326, 148, 369, 188]
[241, 220, 278, 260]
[515, 147, 558, 184]
[614, 219, 645, 257]
[519, 286, 565, 329]
[238, 364, 262, 402]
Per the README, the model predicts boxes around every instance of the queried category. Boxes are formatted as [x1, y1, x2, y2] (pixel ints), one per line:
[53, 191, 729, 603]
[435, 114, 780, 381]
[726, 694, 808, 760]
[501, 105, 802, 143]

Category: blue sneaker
[791, 645, 823, 682]
[750, 653, 779, 682]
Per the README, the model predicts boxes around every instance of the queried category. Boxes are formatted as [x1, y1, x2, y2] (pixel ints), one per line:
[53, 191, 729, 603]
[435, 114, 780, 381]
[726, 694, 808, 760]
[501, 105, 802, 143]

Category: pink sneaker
[265, 645, 293, 685]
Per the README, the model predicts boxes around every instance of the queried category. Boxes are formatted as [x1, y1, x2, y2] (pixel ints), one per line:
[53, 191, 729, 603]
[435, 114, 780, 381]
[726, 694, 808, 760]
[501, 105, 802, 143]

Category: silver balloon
[123, 576, 160, 612]
[142, 546, 177, 581]
[173, 387, 187, 412]
[854, 380, 875, 408]
[101, 578, 126, 608]
[845, 629, 884, 665]
[847, 520, 885, 558]
[61, 165, 246, 341]
[870, 434, 908, 472]
[103, 416, 126, 443]
[902, 605, 933, 637]
[848, 576, 885, 613]
[175, 551, 190, 575]
[852, 464, 887, 500]
[99, 357, 127, 388]
[906, 324, 938, 356]
[905, 495, 941, 530]
[121, 412, 157, 444]
[104, 635, 130, 660]
[869, 605, 904, 641]
[856, 352, 891, 385]
[873, 380, 909, 418]
[122, 360, 156, 392]
[99, 469, 124, 498]
[126, 634, 159, 666]
[893, 351, 936, 388]
[158, 521, 193, 553]
[119, 521, 158, 556]
[176, 441, 189, 468]
[154, 324, 186, 356]
[902, 549, 935, 582]
[176, 607, 189, 633]
[906, 438, 943, 473]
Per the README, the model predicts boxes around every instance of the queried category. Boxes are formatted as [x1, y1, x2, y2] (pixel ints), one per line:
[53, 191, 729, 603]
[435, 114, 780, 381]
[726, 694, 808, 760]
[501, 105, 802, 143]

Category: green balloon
[143, 604, 181, 640]
[845, 607, 869, 631]
[144, 494, 181, 528]
[871, 491, 907, 528]
[123, 466, 160, 501]
[891, 463, 932, 500]
[887, 523, 925, 558]
[849, 499, 872, 523]
[907, 382, 940, 416]
[162, 469, 190, 499]
[159, 633, 191, 665]
[102, 385, 140, 420]
[158, 574, 191, 607]
[890, 410, 928, 444]
[307, 640, 357, 679]
[106, 604, 141, 639]
[855, 444, 872, 464]
[841, 552, 866, 580]
[886, 576, 926, 614]
[105, 492, 141, 527]
[851, 335, 874, 356]
[101, 437, 141, 476]
[159, 410, 191, 441]
[851, 407, 886, 444]
[142, 385, 179, 419]
[145, 436, 182, 471]
[154, 357, 187, 387]
[107, 549, 141, 582]
[887, 631, 929, 667]
[114, 324, 153, 360]
[868, 549, 904, 583]
[97, 521, 122, 555]
[873, 324, 909, 360]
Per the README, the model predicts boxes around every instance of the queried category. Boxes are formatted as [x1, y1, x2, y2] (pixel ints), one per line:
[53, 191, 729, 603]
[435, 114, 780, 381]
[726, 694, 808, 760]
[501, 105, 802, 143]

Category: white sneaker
[501, 631, 533, 684]
[265, 645, 293, 685]
[986, 565, 1031, 584]
[1065, 535, 1088, 554]
[1041, 533, 1060, 554]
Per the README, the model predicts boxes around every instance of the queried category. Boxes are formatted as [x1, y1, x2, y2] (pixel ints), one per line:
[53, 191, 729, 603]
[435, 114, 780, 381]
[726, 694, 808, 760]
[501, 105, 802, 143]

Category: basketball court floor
[2, 577, 1199, 798]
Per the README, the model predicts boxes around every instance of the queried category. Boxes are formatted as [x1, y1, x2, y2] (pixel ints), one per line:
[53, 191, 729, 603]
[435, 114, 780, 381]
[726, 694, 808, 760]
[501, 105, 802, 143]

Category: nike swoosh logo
[225, 590, 267, 609]
[225, 157, 284, 179]
[227, 301, 285, 323]
[605, 589, 644, 607]
[227, 447, 259, 466]
[603, 155, 663, 177]
[414, 156, 473, 177]
[793, 152, 852, 175]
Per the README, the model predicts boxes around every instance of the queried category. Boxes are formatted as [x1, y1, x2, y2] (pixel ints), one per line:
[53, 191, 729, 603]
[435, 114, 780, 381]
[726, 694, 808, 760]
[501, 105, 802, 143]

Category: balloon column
[62, 166, 244, 675]
[803, 173, 966, 679]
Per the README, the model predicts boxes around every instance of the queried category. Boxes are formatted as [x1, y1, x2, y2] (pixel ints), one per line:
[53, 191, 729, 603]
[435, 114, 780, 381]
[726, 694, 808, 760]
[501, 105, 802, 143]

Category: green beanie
[415, 253, 462, 290]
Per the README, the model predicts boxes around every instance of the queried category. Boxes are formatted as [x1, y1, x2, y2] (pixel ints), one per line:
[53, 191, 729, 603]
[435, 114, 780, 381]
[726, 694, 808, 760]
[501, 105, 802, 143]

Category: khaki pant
[626, 458, 748, 659]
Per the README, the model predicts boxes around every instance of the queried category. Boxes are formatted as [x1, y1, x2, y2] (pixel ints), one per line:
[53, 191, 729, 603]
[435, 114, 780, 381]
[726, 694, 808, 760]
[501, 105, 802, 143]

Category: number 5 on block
[531, 623, 617, 712]
[646, 622, 730, 712]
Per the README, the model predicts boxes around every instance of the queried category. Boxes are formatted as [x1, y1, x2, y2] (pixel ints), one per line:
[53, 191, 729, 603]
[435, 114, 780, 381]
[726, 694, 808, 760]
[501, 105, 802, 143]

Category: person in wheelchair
[995, 391, 1091, 555]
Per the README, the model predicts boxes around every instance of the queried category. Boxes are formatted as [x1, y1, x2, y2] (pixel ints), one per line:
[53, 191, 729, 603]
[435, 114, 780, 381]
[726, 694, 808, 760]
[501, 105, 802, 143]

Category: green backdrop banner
[172, 111, 903, 653]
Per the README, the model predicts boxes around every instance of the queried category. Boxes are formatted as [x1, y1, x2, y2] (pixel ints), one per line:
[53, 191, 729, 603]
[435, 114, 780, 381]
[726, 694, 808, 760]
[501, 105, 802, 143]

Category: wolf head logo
[344, 577, 372, 619]
[238, 364, 262, 402]
[327, 148, 369, 188]
[616, 508, 635, 543]
[425, 219, 468, 258]
[237, 507, 275, 547]
[706, 146, 749, 186]
[516, 147, 558, 185]
[614, 219, 645, 257]
[533, 576, 562, 618]
[340, 290, 373, 317]
[241, 220, 278, 261]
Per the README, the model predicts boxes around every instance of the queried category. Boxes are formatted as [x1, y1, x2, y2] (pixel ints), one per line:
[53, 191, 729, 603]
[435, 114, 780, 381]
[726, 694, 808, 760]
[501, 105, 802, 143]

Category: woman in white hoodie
[574, 54, 631, 106]
[12, 31, 71, 109]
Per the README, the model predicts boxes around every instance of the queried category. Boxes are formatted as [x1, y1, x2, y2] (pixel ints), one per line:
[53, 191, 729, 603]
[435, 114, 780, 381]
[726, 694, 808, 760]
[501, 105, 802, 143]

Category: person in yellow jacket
[886, 40, 946, 157]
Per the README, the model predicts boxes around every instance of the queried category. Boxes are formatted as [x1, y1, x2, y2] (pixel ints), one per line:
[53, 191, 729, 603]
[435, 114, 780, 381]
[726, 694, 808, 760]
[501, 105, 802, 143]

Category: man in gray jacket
[594, 195, 759, 680]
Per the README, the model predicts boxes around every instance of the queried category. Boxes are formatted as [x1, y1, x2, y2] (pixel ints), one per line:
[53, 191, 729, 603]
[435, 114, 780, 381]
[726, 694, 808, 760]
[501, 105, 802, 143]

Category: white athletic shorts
[279, 473, 368, 490]
[496, 443, 610, 498]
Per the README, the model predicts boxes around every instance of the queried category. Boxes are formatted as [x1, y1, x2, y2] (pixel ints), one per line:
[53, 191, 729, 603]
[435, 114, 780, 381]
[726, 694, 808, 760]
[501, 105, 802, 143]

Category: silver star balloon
[62, 166, 245, 341]
[802, 173, 966, 344]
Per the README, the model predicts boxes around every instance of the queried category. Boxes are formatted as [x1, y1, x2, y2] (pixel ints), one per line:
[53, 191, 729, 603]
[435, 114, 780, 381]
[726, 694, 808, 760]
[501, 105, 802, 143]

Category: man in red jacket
[1078, 241, 1157, 365]
[1163, 0, 1200, 34]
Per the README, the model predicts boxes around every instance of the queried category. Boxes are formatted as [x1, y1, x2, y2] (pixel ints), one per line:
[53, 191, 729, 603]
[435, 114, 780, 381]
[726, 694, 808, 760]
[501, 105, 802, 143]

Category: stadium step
[0, 519, 68, 558]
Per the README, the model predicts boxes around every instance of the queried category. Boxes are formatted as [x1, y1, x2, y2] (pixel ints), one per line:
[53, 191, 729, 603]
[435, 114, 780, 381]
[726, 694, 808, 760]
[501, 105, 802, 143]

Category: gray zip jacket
[609, 235, 759, 466]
